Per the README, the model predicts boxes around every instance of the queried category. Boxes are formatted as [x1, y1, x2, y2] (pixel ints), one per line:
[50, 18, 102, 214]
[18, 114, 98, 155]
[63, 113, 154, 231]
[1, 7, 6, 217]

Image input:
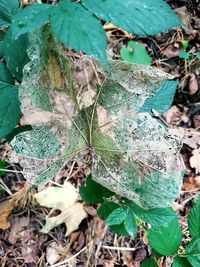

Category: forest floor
[0, 0, 200, 266]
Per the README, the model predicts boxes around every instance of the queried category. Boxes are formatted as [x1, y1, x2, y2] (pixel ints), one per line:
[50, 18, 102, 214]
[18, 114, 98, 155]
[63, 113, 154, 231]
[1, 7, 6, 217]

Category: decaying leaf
[34, 182, 87, 236]
[190, 148, 200, 174]
[10, 31, 183, 209]
[0, 199, 15, 230]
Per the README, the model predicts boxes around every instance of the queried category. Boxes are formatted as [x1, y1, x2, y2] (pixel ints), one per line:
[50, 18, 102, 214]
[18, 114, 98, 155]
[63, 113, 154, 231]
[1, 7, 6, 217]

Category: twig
[101, 245, 136, 251]
[50, 245, 88, 267]
[0, 178, 13, 195]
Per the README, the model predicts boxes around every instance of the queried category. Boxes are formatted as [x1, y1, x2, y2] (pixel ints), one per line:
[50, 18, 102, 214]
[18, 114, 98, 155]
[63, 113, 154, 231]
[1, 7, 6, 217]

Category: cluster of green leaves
[0, 0, 182, 140]
[80, 175, 200, 266]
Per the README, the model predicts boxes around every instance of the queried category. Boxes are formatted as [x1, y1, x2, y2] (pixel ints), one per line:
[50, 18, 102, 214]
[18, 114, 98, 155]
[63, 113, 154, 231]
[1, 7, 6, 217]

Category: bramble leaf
[50, 2, 107, 65]
[82, 0, 182, 36]
[173, 256, 191, 267]
[97, 201, 129, 236]
[140, 80, 178, 114]
[148, 217, 182, 256]
[186, 238, 200, 267]
[2, 30, 29, 81]
[129, 202, 177, 227]
[10, 4, 52, 39]
[79, 174, 114, 204]
[188, 196, 200, 239]
[0, 62, 14, 84]
[124, 209, 137, 238]
[0, 82, 20, 140]
[0, 0, 19, 27]
[141, 258, 158, 267]
[106, 206, 128, 226]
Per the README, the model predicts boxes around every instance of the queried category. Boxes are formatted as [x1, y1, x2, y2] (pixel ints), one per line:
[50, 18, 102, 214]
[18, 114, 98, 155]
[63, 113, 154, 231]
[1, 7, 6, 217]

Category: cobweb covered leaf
[10, 35, 183, 208]
[92, 113, 182, 208]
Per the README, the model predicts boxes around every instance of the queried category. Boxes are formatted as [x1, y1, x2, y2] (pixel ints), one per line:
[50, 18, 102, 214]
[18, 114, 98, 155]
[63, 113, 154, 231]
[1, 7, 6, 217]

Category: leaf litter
[2, 2, 200, 264]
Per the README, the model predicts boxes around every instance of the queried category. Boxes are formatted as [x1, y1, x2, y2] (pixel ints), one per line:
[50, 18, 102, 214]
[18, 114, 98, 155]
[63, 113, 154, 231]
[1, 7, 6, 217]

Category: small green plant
[120, 40, 151, 65]
[81, 178, 200, 266]
[179, 39, 190, 60]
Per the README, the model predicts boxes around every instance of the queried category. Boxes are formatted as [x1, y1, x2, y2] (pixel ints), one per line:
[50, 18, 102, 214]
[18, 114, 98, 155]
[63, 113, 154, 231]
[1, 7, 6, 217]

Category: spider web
[10, 36, 183, 207]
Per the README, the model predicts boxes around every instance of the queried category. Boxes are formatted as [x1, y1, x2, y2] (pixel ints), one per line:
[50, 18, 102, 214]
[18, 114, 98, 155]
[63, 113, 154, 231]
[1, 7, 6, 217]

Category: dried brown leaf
[34, 183, 87, 236]
[0, 199, 15, 230]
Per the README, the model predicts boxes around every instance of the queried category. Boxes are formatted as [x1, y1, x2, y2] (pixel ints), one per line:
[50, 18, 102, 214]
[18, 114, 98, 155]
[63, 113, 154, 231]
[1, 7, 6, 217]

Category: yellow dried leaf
[34, 183, 87, 236]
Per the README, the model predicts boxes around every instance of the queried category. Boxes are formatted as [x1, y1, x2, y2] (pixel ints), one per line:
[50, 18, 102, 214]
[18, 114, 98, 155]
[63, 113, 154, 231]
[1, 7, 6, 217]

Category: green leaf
[106, 206, 128, 226]
[10, 4, 52, 39]
[186, 238, 200, 267]
[179, 50, 190, 60]
[0, 31, 6, 57]
[79, 174, 114, 204]
[147, 217, 182, 256]
[11, 127, 61, 159]
[124, 209, 137, 238]
[196, 52, 200, 59]
[129, 202, 177, 228]
[97, 200, 129, 236]
[0, 160, 5, 176]
[140, 80, 178, 114]
[120, 41, 151, 65]
[173, 256, 191, 267]
[0, 82, 20, 140]
[106, 205, 137, 238]
[50, 2, 107, 65]
[0, 0, 19, 27]
[2, 30, 29, 81]
[0, 62, 14, 84]
[141, 258, 158, 267]
[82, 0, 182, 36]
[188, 196, 200, 239]
[181, 40, 189, 50]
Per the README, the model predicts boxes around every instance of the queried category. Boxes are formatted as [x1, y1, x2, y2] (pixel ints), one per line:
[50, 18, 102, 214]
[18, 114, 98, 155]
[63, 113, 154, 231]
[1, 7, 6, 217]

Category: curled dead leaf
[34, 182, 87, 236]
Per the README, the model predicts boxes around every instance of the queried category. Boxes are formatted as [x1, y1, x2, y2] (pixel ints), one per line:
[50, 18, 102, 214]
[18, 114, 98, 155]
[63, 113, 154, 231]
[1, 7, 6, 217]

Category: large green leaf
[141, 258, 158, 267]
[10, 4, 52, 39]
[0, 82, 20, 140]
[186, 238, 200, 267]
[79, 174, 114, 204]
[50, 1, 107, 65]
[188, 196, 200, 239]
[140, 80, 178, 114]
[129, 203, 177, 228]
[173, 256, 192, 267]
[0, 62, 14, 84]
[97, 200, 129, 236]
[0, 0, 19, 27]
[82, 0, 182, 36]
[2, 30, 29, 81]
[147, 217, 182, 256]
